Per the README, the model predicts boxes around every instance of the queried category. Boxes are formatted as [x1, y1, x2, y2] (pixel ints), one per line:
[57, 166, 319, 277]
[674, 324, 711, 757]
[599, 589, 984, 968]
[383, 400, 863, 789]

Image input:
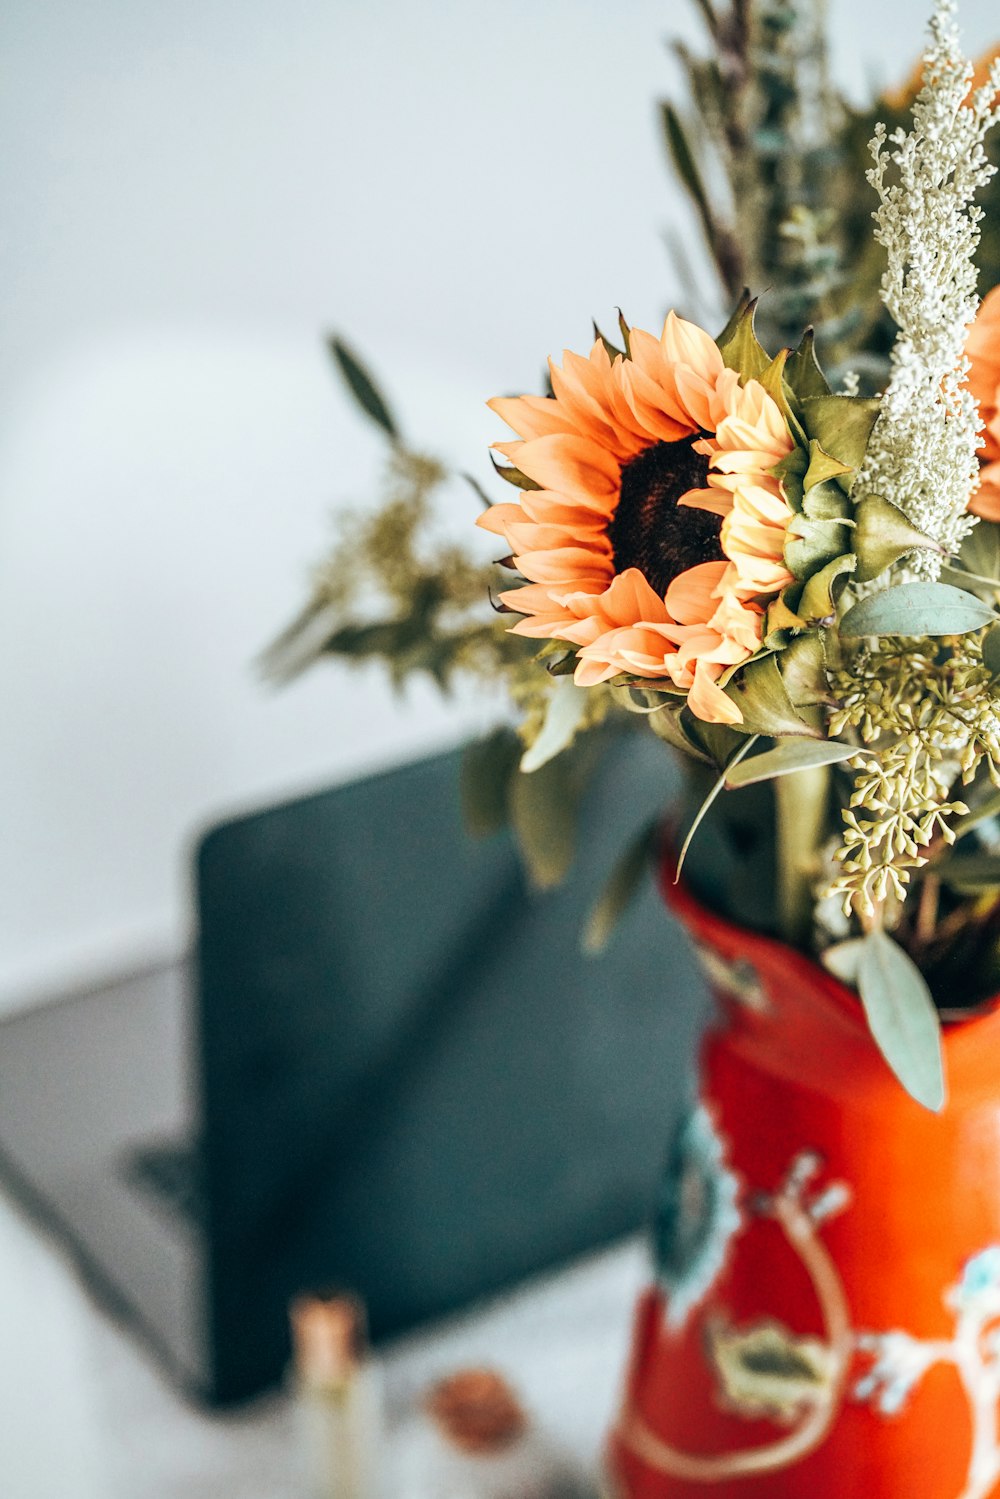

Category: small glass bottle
[289, 1291, 382, 1499]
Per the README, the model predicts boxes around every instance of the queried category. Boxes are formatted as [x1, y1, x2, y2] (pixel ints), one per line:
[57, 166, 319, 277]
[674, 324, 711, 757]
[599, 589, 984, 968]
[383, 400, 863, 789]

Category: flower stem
[775, 766, 830, 946]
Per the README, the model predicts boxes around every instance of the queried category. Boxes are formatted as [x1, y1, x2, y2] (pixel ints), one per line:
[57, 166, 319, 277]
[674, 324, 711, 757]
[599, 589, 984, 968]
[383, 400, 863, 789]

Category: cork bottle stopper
[290, 1291, 368, 1388]
[425, 1368, 528, 1454]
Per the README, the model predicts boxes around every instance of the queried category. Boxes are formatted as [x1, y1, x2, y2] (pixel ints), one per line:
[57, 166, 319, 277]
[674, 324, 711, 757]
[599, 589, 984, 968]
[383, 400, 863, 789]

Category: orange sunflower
[966, 283, 1000, 522]
[478, 313, 795, 725]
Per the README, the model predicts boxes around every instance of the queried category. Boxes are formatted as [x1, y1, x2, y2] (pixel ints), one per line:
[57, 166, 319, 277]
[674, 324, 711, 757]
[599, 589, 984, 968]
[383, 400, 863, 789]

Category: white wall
[0, 0, 993, 1009]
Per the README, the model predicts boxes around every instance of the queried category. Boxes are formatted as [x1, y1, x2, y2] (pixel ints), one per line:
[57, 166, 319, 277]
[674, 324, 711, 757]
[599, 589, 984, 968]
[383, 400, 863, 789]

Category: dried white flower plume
[851, 0, 1000, 573]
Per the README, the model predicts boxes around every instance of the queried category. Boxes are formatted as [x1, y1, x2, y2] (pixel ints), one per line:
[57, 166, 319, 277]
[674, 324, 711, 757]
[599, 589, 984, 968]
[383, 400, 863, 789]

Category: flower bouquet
[266, 2, 1000, 1492]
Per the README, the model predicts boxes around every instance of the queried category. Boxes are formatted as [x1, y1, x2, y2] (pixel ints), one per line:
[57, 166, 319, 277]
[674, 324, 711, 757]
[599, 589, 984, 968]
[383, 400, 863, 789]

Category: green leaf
[592, 320, 624, 362]
[785, 517, 852, 580]
[662, 104, 716, 247]
[780, 632, 831, 706]
[959, 521, 1000, 587]
[675, 736, 760, 880]
[617, 308, 633, 358]
[490, 453, 542, 490]
[772, 447, 808, 513]
[460, 729, 521, 837]
[983, 623, 1000, 681]
[520, 677, 589, 772]
[725, 738, 862, 788]
[800, 395, 880, 475]
[839, 582, 996, 638]
[583, 822, 658, 954]
[857, 930, 945, 1112]
[954, 788, 1000, 841]
[936, 854, 1000, 892]
[647, 703, 714, 764]
[853, 496, 942, 583]
[328, 336, 400, 441]
[785, 329, 831, 402]
[803, 440, 850, 491]
[758, 349, 807, 446]
[797, 554, 855, 623]
[715, 290, 754, 350]
[509, 751, 580, 888]
[716, 298, 771, 382]
[725, 653, 822, 738]
[463, 473, 495, 510]
[802, 480, 852, 522]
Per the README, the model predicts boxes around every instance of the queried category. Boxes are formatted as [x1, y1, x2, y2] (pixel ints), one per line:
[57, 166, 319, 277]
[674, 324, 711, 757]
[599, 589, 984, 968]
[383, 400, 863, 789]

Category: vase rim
[659, 847, 1000, 1037]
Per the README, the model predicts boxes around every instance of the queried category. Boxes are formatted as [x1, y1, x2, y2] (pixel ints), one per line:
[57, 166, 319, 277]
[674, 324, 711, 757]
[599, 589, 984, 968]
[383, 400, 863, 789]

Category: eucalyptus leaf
[725, 738, 862, 789]
[983, 624, 1000, 681]
[822, 937, 866, 986]
[520, 678, 589, 772]
[959, 522, 1000, 588]
[839, 582, 995, 638]
[954, 789, 1000, 841]
[857, 930, 946, 1112]
[328, 337, 400, 441]
[583, 821, 658, 954]
[936, 854, 1000, 892]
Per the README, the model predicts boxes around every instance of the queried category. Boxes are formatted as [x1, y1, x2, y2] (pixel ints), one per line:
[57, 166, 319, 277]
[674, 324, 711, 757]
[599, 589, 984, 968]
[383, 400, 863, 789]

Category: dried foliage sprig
[851, 3, 1000, 571]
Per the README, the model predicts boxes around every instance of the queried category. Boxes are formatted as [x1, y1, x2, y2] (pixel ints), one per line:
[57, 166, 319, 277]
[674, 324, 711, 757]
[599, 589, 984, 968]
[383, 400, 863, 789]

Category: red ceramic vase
[605, 859, 1000, 1499]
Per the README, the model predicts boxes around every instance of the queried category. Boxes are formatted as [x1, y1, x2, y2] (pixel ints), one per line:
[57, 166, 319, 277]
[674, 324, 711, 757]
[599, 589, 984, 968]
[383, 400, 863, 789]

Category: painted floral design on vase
[605, 862, 1000, 1499]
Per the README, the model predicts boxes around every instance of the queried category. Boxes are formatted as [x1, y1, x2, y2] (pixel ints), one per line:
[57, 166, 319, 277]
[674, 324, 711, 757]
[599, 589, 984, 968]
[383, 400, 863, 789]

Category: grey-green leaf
[520, 678, 589, 773]
[822, 937, 866, 986]
[840, 583, 995, 639]
[460, 729, 521, 838]
[856, 930, 945, 1112]
[509, 752, 579, 889]
[983, 624, 1000, 681]
[725, 738, 862, 789]
[936, 854, 1000, 892]
[328, 337, 400, 441]
[583, 822, 658, 955]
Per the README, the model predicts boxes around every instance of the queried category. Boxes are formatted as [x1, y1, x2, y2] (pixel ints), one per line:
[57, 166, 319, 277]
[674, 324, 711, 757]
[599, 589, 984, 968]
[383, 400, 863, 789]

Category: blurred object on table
[0, 736, 704, 1407]
[394, 1367, 582, 1499]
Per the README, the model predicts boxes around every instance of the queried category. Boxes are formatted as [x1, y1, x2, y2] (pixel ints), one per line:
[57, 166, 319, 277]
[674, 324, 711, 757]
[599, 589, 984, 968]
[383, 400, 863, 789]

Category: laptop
[0, 733, 705, 1405]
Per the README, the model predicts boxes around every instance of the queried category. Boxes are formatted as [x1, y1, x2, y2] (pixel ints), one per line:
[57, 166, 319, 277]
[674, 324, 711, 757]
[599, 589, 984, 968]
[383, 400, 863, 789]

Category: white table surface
[0, 1188, 649, 1499]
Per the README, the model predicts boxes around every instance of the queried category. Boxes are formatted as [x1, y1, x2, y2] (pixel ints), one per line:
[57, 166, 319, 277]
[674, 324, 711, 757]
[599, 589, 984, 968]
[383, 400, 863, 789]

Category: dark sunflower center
[608, 435, 722, 598]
